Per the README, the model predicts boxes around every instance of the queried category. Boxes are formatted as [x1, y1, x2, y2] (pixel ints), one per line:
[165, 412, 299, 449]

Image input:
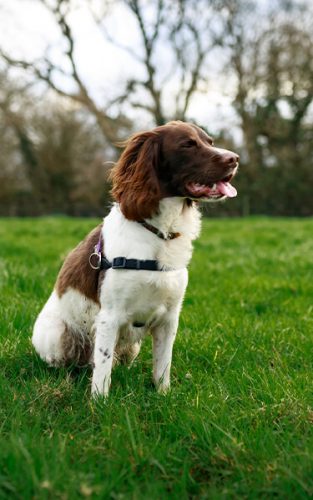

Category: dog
[32, 121, 239, 397]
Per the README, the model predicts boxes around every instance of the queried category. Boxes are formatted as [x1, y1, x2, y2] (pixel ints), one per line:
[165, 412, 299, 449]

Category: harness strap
[89, 218, 180, 272]
[100, 256, 159, 271]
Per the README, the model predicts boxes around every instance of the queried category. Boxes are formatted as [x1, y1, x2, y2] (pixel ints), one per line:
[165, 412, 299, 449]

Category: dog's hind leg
[32, 291, 68, 367]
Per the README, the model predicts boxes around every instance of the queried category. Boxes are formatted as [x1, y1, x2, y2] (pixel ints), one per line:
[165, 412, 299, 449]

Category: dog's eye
[182, 139, 197, 148]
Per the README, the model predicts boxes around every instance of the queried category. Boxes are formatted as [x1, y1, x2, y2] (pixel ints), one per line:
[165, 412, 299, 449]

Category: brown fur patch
[111, 131, 162, 221]
[56, 224, 104, 304]
[60, 324, 93, 366]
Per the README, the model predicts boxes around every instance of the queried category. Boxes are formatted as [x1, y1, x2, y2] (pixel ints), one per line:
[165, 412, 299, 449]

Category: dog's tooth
[212, 183, 216, 190]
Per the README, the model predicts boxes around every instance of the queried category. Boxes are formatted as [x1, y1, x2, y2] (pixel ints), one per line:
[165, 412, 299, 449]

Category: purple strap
[89, 233, 103, 270]
[95, 237, 102, 254]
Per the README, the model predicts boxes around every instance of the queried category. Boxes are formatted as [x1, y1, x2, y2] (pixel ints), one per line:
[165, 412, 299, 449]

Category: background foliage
[0, 0, 312, 217]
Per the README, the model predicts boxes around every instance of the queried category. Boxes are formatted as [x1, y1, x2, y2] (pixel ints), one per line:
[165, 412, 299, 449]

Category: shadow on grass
[0, 351, 156, 396]
[0, 352, 91, 383]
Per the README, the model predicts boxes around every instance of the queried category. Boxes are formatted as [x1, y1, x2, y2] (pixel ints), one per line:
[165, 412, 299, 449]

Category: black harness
[100, 256, 160, 271]
[89, 221, 180, 272]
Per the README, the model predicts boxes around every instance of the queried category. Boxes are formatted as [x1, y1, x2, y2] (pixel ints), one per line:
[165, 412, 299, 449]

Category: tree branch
[1, 0, 130, 142]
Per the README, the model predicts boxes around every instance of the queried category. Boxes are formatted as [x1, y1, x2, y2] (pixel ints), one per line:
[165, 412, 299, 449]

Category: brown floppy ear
[111, 131, 161, 221]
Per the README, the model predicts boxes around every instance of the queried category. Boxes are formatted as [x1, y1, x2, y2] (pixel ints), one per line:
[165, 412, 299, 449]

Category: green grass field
[1, 216, 313, 499]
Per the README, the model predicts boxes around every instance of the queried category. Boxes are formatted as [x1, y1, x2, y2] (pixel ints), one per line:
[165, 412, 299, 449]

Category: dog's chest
[101, 268, 188, 321]
[97, 271, 187, 342]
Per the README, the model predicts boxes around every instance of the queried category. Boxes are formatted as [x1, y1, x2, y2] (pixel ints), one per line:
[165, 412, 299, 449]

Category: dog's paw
[34, 349, 65, 368]
[156, 383, 171, 395]
[91, 387, 109, 400]
[45, 356, 65, 368]
[91, 376, 111, 399]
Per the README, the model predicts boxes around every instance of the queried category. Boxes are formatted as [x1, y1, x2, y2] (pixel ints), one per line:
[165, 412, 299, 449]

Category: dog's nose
[221, 152, 239, 166]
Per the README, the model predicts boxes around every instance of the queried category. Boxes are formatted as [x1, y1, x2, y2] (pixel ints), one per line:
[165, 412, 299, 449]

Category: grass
[0, 216, 313, 499]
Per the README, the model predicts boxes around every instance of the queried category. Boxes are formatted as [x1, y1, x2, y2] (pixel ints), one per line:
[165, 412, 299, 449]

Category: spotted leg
[91, 310, 119, 397]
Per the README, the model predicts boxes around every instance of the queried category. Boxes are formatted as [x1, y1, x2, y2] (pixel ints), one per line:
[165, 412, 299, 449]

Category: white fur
[32, 290, 99, 365]
[32, 198, 201, 396]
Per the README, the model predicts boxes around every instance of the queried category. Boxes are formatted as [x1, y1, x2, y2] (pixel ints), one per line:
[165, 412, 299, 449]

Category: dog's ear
[111, 131, 161, 221]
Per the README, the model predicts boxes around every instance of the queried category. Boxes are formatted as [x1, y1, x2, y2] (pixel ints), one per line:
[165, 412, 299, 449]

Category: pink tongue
[216, 181, 237, 198]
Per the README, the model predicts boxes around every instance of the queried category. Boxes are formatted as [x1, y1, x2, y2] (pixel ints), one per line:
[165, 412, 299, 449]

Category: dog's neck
[143, 198, 202, 240]
[104, 199, 201, 270]
[144, 198, 189, 238]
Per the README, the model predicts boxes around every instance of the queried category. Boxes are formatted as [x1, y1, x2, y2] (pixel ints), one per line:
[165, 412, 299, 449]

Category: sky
[0, 0, 240, 136]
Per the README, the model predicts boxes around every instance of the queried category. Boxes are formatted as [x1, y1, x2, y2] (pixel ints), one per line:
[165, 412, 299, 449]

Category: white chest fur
[99, 199, 201, 322]
[103, 198, 201, 269]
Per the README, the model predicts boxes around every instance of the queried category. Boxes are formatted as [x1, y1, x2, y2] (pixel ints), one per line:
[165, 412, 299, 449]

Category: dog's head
[111, 120, 239, 220]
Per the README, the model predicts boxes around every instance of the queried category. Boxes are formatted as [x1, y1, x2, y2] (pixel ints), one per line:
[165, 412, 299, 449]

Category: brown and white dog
[32, 121, 239, 397]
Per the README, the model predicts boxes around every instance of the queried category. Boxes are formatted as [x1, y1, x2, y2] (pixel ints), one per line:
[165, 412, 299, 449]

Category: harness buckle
[112, 257, 127, 269]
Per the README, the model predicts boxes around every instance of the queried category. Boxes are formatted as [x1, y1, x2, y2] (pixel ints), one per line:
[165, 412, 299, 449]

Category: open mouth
[186, 173, 237, 200]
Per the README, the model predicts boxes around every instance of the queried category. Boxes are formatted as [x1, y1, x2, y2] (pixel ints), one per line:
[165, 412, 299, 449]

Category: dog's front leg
[152, 309, 180, 393]
[91, 310, 119, 397]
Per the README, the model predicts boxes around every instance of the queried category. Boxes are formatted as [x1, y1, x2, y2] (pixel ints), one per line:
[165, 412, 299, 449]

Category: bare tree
[1, 0, 219, 134]
[221, 0, 313, 154]
[220, 0, 313, 215]
[93, 0, 219, 125]
[0, 72, 47, 212]
[0, 70, 112, 216]
[0, 0, 130, 142]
